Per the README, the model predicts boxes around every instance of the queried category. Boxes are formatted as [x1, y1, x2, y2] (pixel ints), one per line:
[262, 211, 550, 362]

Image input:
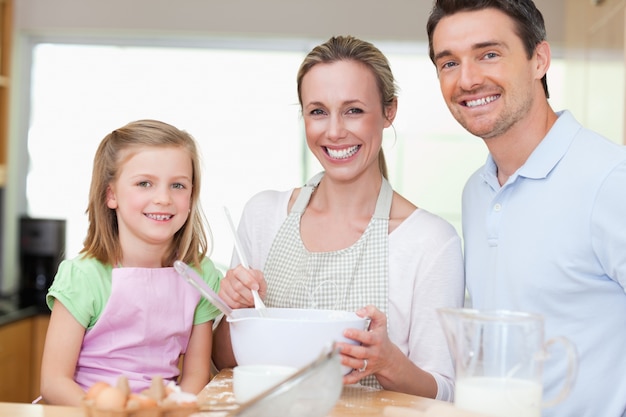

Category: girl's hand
[337, 305, 395, 385]
[218, 265, 267, 309]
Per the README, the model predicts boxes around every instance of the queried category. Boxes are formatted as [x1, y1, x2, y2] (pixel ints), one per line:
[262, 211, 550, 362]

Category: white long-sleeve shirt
[232, 188, 465, 401]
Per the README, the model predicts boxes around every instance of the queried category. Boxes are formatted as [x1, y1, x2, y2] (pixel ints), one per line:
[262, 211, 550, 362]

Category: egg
[116, 375, 131, 398]
[94, 386, 127, 410]
[84, 381, 111, 401]
[142, 376, 166, 401]
[127, 393, 158, 409]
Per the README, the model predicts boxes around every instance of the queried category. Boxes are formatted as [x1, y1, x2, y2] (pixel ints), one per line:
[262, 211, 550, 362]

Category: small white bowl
[233, 364, 298, 403]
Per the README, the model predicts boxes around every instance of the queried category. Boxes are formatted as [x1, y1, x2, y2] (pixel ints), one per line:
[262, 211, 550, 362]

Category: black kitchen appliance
[19, 217, 66, 310]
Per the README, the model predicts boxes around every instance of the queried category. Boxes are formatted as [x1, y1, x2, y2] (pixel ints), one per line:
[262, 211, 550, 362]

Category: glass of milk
[438, 308, 577, 417]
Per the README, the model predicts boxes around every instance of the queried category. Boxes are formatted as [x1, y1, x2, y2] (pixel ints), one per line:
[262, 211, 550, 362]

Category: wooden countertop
[198, 369, 486, 417]
[0, 402, 84, 417]
[0, 369, 487, 417]
[198, 368, 441, 416]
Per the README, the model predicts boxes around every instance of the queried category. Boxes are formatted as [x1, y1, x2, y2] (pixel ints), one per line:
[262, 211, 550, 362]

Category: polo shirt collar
[480, 110, 580, 188]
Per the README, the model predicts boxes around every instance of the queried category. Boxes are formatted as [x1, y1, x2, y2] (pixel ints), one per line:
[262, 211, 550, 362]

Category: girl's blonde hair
[81, 119, 210, 268]
[296, 35, 398, 179]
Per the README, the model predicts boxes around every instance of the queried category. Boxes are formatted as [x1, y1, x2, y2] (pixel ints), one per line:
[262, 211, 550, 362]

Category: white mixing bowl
[227, 308, 369, 375]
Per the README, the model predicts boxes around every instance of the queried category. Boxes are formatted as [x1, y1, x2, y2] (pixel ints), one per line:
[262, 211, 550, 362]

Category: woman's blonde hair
[296, 35, 398, 179]
[81, 119, 210, 268]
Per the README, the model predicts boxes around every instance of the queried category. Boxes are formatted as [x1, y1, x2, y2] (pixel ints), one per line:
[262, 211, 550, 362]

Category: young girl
[40, 120, 222, 405]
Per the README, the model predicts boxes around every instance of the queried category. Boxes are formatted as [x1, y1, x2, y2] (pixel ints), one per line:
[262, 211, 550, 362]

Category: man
[427, 1, 626, 417]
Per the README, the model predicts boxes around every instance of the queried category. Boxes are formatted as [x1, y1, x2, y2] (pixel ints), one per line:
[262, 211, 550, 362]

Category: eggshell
[143, 376, 165, 401]
[85, 381, 111, 401]
[163, 390, 197, 406]
[127, 393, 158, 409]
[116, 376, 131, 398]
[94, 386, 127, 410]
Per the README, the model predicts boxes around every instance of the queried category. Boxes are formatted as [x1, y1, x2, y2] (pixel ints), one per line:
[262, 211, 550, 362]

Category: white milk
[455, 377, 542, 417]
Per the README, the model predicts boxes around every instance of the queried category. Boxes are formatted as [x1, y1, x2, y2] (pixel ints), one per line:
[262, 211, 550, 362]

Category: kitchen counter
[199, 368, 441, 416]
[0, 402, 84, 417]
[0, 305, 43, 327]
[0, 369, 488, 417]
[0, 294, 48, 327]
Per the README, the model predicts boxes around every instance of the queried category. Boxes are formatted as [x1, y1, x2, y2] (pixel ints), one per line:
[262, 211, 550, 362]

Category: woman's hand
[338, 305, 395, 385]
[218, 265, 267, 309]
[337, 305, 438, 397]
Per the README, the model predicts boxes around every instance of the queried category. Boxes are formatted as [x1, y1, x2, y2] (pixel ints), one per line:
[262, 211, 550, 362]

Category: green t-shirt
[47, 255, 222, 329]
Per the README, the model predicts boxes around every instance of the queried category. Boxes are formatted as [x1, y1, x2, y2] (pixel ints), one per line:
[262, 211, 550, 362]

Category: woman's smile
[324, 145, 361, 160]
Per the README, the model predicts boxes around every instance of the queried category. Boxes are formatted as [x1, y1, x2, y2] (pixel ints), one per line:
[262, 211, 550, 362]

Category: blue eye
[441, 61, 457, 70]
[310, 108, 325, 116]
[172, 183, 185, 190]
[347, 108, 363, 115]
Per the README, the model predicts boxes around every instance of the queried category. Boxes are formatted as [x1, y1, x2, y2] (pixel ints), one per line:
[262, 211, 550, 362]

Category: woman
[213, 36, 464, 401]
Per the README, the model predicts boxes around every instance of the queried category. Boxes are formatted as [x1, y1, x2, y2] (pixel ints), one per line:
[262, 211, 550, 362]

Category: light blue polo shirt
[462, 110, 626, 417]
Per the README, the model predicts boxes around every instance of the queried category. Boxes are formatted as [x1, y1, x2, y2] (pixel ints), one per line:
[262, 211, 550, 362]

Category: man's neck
[486, 104, 558, 186]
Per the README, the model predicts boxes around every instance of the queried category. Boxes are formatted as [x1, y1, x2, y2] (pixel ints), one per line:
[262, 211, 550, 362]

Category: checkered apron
[264, 172, 391, 388]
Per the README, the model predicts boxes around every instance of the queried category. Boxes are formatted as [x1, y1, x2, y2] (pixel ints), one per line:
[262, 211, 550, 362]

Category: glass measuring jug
[438, 308, 577, 417]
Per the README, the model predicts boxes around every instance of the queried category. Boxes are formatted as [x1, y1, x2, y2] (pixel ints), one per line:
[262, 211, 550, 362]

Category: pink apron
[74, 267, 200, 393]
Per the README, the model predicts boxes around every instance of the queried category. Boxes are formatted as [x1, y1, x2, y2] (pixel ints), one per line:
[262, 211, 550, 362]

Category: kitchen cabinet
[564, 0, 625, 144]
[0, 317, 32, 402]
[0, 0, 12, 183]
[30, 315, 50, 400]
[0, 314, 49, 403]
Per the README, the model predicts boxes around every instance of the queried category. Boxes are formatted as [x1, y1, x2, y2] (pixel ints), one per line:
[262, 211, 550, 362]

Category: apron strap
[292, 171, 392, 218]
[374, 177, 393, 219]
[291, 172, 324, 214]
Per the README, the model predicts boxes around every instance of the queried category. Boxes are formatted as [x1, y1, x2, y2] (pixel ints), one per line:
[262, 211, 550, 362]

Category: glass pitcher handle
[542, 336, 578, 407]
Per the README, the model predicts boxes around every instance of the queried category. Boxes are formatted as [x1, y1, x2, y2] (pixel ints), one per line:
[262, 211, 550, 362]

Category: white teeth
[146, 214, 172, 221]
[326, 145, 360, 159]
[466, 95, 498, 108]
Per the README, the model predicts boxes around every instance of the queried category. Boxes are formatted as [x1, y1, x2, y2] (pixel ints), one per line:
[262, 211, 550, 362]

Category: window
[28, 42, 305, 269]
[25, 39, 567, 269]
